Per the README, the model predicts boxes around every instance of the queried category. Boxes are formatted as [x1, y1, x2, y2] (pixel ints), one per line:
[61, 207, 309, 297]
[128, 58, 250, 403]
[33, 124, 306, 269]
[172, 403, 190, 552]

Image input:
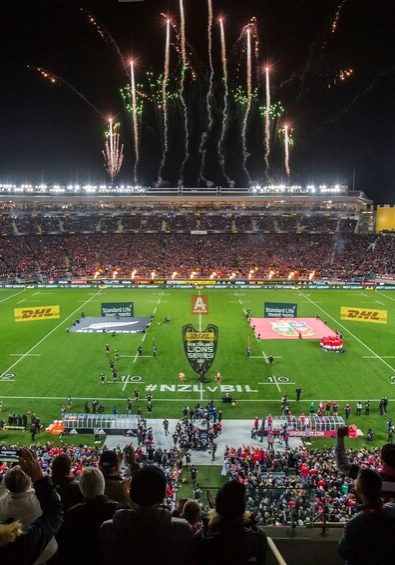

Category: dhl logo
[185, 332, 215, 341]
[14, 305, 60, 322]
[340, 307, 387, 324]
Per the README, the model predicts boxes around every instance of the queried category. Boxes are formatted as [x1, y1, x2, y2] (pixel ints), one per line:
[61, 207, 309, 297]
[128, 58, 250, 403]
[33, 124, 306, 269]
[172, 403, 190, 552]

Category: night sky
[0, 0, 394, 202]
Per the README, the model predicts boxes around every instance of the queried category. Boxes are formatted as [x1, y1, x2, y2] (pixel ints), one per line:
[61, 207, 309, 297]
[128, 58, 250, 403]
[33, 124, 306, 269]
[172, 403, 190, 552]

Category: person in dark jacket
[99, 446, 139, 505]
[99, 465, 193, 564]
[0, 447, 63, 564]
[193, 480, 268, 565]
[58, 467, 118, 564]
[51, 453, 83, 511]
[335, 426, 395, 501]
[337, 468, 395, 564]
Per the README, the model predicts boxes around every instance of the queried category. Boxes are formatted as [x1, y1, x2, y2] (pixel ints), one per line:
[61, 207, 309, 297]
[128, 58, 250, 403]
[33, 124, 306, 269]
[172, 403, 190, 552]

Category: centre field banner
[182, 323, 218, 374]
[264, 302, 297, 318]
[101, 302, 134, 317]
[340, 306, 387, 324]
[192, 295, 209, 314]
[14, 305, 60, 322]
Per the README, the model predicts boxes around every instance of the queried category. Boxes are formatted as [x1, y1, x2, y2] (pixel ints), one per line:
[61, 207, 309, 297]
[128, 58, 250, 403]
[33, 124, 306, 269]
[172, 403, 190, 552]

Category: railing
[267, 537, 288, 565]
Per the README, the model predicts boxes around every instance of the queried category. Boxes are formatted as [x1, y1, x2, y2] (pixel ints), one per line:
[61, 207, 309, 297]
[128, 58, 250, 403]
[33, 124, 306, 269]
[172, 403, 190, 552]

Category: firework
[283, 124, 291, 178]
[178, 0, 190, 185]
[81, 8, 128, 74]
[218, 17, 233, 186]
[198, 0, 215, 186]
[130, 60, 140, 183]
[102, 118, 124, 183]
[157, 18, 171, 185]
[241, 27, 252, 184]
[264, 66, 271, 173]
[331, 0, 349, 34]
[29, 66, 103, 117]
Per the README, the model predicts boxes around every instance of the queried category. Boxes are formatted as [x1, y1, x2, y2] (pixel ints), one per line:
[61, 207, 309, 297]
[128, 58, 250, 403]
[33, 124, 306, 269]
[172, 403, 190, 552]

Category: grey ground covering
[69, 316, 151, 334]
[104, 419, 303, 465]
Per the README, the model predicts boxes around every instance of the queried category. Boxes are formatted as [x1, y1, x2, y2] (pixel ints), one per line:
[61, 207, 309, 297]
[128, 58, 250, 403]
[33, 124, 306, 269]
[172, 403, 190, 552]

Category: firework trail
[29, 66, 104, 117]
[218, 17, 233, 186]
[102, 118, 124, 183]
[241, 27, 252, 184]
[314, 65, 395, 133]
[198, 0, 215, 186]
[178, 0, 190, 185]
[157, 18, 171, 186]
[284, 124, 290, 178]
[264, 66, 271, 173]
[130, 60, 140, 183]
[331, 0, 348, 34]
[80, 8, 128, 74]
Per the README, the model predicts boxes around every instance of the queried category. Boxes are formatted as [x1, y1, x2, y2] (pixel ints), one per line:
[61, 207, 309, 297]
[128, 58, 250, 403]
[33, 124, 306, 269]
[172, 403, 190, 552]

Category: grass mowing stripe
[0, 290, 102, 378]
[300, 292, 395, 373]
[0, 289, 26, 303]
[379, 293, 395, 303]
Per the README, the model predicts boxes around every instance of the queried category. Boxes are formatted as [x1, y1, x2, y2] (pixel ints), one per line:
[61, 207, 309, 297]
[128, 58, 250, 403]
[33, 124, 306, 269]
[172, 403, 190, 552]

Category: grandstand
[1, 183, 393, 283]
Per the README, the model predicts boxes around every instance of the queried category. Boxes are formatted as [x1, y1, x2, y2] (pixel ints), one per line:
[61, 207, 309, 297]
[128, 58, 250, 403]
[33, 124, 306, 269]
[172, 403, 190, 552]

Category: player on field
[105, 344, 110, 356]
[100, 373, 106, 385]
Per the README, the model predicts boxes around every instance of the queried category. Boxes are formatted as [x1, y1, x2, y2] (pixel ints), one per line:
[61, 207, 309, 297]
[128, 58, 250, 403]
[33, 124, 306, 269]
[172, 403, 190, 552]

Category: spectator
[337, 469, 395, 564]
[0, 462, 58, 564]
[99, 446, 139, 505]
[59, 467, 118, 564]
[99, 465, 193, 564]
[181, 499, 202, 533]
[51, 453, 83, 511]
[336, 427, 395, 501]
[0, 448, 63, 563]
[193, 480, 268, 565]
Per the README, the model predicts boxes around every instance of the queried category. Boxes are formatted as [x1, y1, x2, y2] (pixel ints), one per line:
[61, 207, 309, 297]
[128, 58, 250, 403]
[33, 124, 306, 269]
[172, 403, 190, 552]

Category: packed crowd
[223, 443, 392, 527]
[0, 231, 393, 280]
[0, 210, 360, 236]
[1, 437, 395, 563]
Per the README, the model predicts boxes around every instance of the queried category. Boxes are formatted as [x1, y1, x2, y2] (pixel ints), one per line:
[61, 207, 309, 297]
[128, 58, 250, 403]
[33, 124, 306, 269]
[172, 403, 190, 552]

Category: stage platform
[250, 317, 338, 340]
[69, 316, 151, 334]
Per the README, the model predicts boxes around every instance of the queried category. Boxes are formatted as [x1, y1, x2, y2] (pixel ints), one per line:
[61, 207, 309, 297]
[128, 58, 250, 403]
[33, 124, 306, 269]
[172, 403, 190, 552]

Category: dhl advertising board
[376, 207, 395, 233]
[340, 306, 387, 324]
[14, 306, 60, 322]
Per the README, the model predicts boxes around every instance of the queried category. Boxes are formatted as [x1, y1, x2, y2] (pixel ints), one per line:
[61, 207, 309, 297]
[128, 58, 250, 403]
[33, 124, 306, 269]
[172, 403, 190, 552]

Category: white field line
[198, 289, 202, 332]
[300, 292, 395, 373]
[258, 381, 296, 386]
[0, 289, 26, 304]
[363, 356, 395, 359]
[17, 299, 26, 304]
[271, 375, 281, 392]
[0, 290, 102, 378]
[379, 293, 395, 303]
[153, 296, 162, 315]
[122, 375, 130, 391]
[250, 355, 282, 359]
[360, 292, 370, 297]
[32, 292, 40, 296]
[2, 395, 395, 403]
[121, 297, 160, 390]
[121, 355, 152, 358]
[375, 300, 385, 306]
[9, 353, 41, 357]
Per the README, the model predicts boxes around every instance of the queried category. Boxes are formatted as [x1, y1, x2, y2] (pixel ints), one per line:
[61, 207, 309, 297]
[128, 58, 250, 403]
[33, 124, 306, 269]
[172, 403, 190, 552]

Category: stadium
[0, 182, 395, 563]
[1, 0, 395, 563]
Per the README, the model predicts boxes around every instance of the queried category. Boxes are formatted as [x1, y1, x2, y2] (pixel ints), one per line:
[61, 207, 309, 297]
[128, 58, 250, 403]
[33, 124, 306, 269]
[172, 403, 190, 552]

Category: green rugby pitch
[1, 286, 395, 448]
